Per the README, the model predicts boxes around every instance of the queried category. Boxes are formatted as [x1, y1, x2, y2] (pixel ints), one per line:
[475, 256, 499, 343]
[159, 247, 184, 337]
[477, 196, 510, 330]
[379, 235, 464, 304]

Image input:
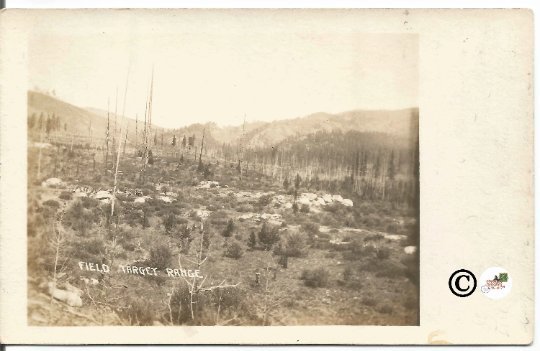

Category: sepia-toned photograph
[0, 6, 533, 345]
[25, 11, 421, 327]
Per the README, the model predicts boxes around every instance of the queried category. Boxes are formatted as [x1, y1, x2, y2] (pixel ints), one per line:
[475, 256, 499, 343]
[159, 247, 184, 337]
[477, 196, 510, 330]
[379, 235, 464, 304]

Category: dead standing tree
[36, 116, 45, 180]
[175, 222, 240, 323]
[111, 67, 130, 222]
[254, 253, 284, 326]
[197, 128, 205, 170]
[104, 98, 110, 173]
[134, 113, 138, 155]
[141, 69, 154, 184]
[237, 115, 246, 180]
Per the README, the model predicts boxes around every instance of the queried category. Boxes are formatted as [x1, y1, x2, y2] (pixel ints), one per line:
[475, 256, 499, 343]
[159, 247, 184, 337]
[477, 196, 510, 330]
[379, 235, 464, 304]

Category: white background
[2, 0, 538, 350]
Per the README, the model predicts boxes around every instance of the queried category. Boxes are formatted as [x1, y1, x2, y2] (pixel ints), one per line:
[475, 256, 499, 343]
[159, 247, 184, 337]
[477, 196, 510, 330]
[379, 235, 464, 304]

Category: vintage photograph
[26, 13, 419, 326]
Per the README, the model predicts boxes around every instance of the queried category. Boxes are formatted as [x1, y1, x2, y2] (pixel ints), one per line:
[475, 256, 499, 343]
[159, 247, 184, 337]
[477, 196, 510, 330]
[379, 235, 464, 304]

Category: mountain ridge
[27, 90, 418, 147]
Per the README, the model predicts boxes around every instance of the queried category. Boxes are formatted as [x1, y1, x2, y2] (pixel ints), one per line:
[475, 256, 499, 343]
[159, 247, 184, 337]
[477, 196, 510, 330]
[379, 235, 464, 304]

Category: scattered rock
[384, 234, 407, 241]
[41, 178, 65, 188]
[31, 142, 52, 149]
[134, 196, 151, 204]
[404, 246, 417, 255]
[237, 212, 282, 225]
[341, 199, 354, 207]
[195, 209, 211, 219]
[332, 194, 344, 202]
[158, 195, 174, 203]
[47, 282, 82, 307]
[94, 190, 113, 200]
[195, 180, 220, 189]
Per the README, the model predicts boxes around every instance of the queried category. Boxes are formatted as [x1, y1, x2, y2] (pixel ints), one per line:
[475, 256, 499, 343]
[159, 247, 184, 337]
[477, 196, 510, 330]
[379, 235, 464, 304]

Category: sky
[28, 10, 418, 129]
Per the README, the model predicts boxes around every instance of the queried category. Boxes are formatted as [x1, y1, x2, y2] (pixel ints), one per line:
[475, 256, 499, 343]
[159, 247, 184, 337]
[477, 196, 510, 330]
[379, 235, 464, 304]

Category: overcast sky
[29, 10, 418, 128]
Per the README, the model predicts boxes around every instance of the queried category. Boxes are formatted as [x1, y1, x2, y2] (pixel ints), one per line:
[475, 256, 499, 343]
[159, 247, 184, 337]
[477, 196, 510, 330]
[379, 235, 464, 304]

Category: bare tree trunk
[104, 98, 110, 173]
[37, 122, 44, 180]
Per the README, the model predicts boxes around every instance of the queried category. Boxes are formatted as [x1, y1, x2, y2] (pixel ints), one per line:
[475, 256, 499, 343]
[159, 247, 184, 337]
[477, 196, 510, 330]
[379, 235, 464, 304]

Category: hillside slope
[28, 91, 418, 148]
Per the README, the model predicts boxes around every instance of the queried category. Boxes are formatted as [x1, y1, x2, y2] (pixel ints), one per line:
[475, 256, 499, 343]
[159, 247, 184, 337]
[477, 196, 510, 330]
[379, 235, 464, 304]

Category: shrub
[401, 254, 419, 286]
[374, 261, 406, 279]
[258, 223, 280, 251]
[207, 204, 220, 211]
[222, 219, 235, 238]
[43, 199, 60, 208]
[283, 231, 307, 257]
[69, 237, 106, 261]
[81, 197, 99, 209]
[120, 296, 156, 325]
[302, 222, 319, 238]
[258, 194, 273, 208]
[364, 233, 384, 242]
[59, 191, 72, 200]
[377, 305, 393, 314]
[147, 244, 172, 269]
[163, 213, 176, 235]
[404, 296, 417, 310]
[362, 297, 377, 307]
[376, 247, 390, 260]
[63, 200, 99, 236]
[224, 241, 244, 259]
[385, 222, 401, 234]
[301, 267, 330, 288]
[235, 204, 253, 213]
[300, 204, 310, 213]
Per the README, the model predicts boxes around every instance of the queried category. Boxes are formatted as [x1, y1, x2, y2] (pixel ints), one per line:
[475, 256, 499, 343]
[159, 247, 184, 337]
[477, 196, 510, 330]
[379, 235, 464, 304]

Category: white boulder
[94, 190, 113, 200]
[42, 178, 64, 188]
[158, 195, 173, 203]
[322, 194, 333, 203]
[47, 282, 82, 307]
[31, 142, 52, 149]
[134, 196, 151, 204]
[404, 246, 417, 255]
[196, 180, 220, 189]
[303, 193, 318, 201]
[314, 197, 326, 206]
[196, 209, 211, 219]
[332, 194, 344, 202]
[340, 199, 354, 207]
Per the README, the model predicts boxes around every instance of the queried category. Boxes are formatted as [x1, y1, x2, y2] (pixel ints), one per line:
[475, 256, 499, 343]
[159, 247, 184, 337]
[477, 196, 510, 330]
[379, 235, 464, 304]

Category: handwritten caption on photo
[78, 261, 203, 279]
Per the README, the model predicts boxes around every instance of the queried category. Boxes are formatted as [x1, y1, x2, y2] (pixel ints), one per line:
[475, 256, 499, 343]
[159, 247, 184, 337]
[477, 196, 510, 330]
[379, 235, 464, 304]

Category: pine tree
[387, 150, 395, 180]
[283, 177, 290, 190]
[45, 116, 52, 135]
[258, 223, 280, 251]
[38, 112, 44, 130]
[222, 219, 235, 238]
[247, 231, 257, 249]
[295, 173, 301, 190]
[142, 209, 150, 228]
[163, 213, 176, 235]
